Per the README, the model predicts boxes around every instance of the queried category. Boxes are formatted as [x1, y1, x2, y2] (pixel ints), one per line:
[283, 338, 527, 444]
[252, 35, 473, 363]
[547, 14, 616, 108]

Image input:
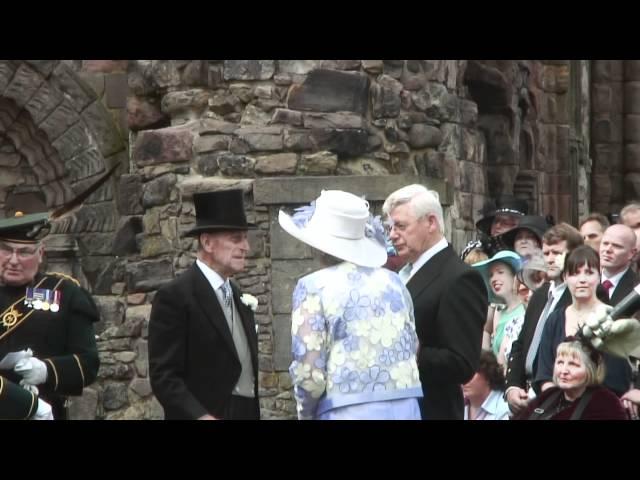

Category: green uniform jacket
[0, 375, 38, 419]
[0, 272, 100, 419]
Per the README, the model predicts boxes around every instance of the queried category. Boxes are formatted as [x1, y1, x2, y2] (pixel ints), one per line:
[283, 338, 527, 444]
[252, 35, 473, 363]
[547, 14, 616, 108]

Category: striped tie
[221, 281, 232, 309]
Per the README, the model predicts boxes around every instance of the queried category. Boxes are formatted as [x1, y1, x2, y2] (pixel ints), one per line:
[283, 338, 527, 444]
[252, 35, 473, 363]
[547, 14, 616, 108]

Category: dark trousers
[224, 395, 260, 420]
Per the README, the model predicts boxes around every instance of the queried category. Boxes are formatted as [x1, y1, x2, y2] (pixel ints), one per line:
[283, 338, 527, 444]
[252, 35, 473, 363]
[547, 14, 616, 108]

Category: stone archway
[0, 60, 127, 419]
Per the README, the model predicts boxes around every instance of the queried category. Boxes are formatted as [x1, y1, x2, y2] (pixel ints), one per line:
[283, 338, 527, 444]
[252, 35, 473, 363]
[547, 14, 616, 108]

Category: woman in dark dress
[533, 245, 632, 396]
[514, 339, 627, 420]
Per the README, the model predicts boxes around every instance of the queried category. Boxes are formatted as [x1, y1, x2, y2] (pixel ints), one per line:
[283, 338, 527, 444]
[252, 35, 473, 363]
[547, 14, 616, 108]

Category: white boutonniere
[240, 293, 258, 312]
[554, 252, 567, 271]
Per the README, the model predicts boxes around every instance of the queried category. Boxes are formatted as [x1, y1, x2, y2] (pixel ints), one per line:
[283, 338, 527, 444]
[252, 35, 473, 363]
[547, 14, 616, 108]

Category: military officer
[0, 211, 100, 419]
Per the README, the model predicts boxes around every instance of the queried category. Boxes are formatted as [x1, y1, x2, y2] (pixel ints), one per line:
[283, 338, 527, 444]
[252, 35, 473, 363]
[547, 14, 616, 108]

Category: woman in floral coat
[279, 190, 423, 420]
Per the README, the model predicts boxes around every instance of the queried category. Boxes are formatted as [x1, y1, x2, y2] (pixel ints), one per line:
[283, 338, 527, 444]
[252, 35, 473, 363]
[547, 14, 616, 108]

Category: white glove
[32, 398, 54, 420]
[20, 380, 39, 396]
[0, 348, 32, 369]
[582, 306, 640, 359]
[14, 356, 48, 385]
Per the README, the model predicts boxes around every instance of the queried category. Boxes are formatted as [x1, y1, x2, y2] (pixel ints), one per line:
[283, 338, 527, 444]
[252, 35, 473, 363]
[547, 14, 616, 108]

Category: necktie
[399, 263, 413, 284]
[602, 279, 613, 299]
[221, 281, 232, 310]
[525, 287, 554, 375]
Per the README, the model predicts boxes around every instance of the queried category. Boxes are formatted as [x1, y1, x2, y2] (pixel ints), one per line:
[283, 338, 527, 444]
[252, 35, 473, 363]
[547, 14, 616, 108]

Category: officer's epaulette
[45, 271, 80, 287]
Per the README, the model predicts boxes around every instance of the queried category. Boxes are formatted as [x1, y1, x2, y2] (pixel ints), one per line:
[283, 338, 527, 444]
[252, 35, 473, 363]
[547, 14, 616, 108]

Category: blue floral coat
[289, 262, 423, 419]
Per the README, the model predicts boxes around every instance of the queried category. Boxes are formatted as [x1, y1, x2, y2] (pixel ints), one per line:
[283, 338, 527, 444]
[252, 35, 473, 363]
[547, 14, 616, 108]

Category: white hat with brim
[278, 190, 387, 268]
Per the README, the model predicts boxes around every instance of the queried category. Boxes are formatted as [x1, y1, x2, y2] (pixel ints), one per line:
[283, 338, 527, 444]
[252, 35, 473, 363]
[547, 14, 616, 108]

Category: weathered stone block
[240, 104, 272, 125]
[254, 153, 298, 174]
[3, 63, 44, 108]
[288, 69, 369, 115]
[126, 258, 174, 292]
[127, 96, 168, 131]
[302, 111, 364, 129]
[129, 377, 153, 398]
[371, 74, 403, 118]
[408, 124, 443, 148]
[133, 127, 193, 166]
[223, 60, 275, 80]
[300, 151, 338, 175]
[216, 152, 256, 176]
[135, 340, 148, 377]
[310, 128, 369, 158]
[234, 127, 283, 151]
[142, 173, 177, 208]
[284, 129, 314, 151]
[68, 387, 98, 420]
[362, 60, 383, 74]
[195, 134, 231, 153]
[271, 108, 303, 126]
[141, 235, 173, 257]
[625, 114, 640, 143]
[117, 174, 144, 215]
[103, 383, 129, 410]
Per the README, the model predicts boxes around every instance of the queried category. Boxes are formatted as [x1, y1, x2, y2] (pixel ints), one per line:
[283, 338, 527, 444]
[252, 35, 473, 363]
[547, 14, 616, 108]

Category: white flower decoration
[240, 293, 258, 312]
[554, 252, 567, 271]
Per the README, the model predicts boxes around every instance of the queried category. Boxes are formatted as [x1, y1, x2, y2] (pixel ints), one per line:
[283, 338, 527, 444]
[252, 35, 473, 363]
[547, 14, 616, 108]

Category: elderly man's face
[0, 241, 44, 286]
[387, 203, 434, 264]
[490, 214, 520, 237]
[199, 230, 250, 278]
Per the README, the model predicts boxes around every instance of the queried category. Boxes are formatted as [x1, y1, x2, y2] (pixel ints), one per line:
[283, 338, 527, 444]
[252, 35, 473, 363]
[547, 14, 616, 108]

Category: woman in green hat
[472, 251, 526, 371]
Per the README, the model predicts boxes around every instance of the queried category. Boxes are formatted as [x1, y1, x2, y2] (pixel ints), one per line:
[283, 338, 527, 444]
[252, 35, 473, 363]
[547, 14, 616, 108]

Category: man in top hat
[148, 189, 260, 420]
[0, 212, 100, 420]
[461, 195, 529, 261]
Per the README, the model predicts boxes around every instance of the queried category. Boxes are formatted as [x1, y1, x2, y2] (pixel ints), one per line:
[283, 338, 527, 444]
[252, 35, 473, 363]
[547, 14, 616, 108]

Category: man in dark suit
[599, 223, 640, 415]
[600, 224, 639, 306]
[383, 185, 488, 420]
[149, 190, 260, 420]
[505, 223, 583, 414]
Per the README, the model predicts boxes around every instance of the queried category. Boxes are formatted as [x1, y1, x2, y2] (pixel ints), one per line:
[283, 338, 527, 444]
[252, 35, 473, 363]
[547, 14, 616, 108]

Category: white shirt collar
[602, 266, 629, 290]
[407, 237, 448, 282]
[196, 258, 226, 290]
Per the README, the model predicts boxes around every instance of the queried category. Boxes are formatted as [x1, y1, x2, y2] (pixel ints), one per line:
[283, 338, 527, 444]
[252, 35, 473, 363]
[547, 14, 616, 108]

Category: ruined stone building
[0, 60, 633, 418]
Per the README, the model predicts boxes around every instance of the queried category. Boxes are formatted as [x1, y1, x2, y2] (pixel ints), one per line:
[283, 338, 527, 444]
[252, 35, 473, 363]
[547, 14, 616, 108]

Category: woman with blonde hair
[514, 339, 627, 420]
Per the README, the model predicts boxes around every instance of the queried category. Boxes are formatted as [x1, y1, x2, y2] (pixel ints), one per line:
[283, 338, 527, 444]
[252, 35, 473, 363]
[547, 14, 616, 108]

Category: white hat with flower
[278, 190, 387, 268]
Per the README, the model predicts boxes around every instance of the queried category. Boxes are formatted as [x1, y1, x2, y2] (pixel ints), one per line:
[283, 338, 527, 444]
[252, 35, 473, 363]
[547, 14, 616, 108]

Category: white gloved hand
[0, 348, 32, 370]
[14, 356, 48, 385]
[19, 380, 39, 396]
[581, 305, 640, 359]
[32, 398, 53, 420]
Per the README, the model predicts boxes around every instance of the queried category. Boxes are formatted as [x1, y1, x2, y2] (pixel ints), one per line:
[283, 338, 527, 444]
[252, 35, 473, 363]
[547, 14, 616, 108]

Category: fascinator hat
[278, 190, 387, 268]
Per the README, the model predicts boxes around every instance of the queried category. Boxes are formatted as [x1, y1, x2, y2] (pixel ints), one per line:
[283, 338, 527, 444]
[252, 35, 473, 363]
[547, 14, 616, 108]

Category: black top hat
[0, 212, 51, 243]
[500, 215, 552, 250]
[185, 189, 256, 236]
[476, 195, 529, 236]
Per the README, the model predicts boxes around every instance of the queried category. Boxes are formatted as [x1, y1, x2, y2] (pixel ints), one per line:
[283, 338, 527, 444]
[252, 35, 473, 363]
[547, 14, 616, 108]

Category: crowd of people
[2, 180, 640, 421]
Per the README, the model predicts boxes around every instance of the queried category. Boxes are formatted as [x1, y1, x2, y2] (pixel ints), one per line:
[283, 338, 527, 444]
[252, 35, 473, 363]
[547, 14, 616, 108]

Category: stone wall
[1, 60, 598, 419]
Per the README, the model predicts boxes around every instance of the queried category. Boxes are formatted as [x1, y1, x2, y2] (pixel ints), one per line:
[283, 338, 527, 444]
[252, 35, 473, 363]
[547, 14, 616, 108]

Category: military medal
[33, 299, 42, 310]
[50, 290, 61, 313]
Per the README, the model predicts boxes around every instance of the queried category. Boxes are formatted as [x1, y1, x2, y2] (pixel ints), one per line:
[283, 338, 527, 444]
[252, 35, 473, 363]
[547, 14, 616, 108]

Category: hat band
[307, 207, 367, 240]
[495, 208, 525, 216]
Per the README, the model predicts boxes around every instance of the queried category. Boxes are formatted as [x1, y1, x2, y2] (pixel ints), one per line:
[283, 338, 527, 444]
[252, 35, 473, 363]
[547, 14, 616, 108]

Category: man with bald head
[600, 224, 639, 306]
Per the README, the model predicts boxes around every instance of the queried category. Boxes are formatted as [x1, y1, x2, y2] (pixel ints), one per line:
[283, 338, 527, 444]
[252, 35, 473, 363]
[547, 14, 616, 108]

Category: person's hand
[506, 387, 528, 414]
[583, 308, 640, 358]
[14, 357, 48, 385]
[32, 398, 53, 420]
[20, 380, 39, 396]
[621, 389, 640, 420]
